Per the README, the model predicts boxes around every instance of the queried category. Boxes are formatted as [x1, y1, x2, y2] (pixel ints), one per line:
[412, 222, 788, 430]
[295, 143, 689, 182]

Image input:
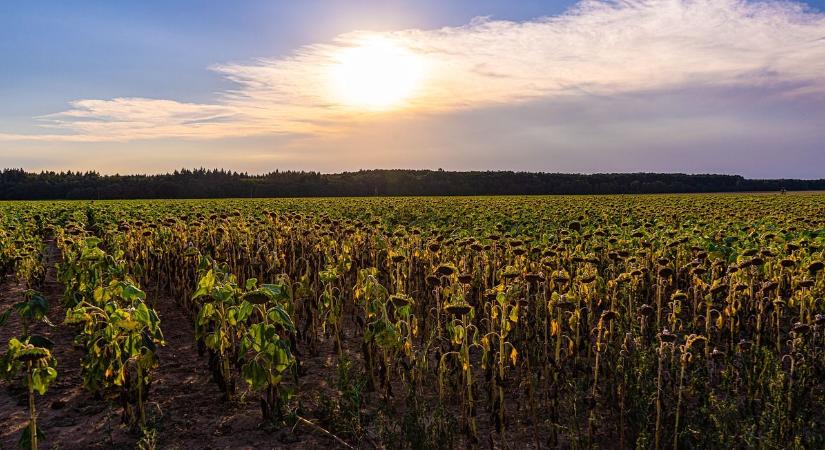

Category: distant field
[2, 193, 824, 449]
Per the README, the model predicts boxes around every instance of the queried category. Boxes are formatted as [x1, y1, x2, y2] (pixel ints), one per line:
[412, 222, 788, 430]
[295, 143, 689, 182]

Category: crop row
[1, 194, 824, 449]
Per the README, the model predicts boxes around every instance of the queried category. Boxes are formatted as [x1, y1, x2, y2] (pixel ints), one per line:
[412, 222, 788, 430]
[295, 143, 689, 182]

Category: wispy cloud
[1, 98, 241, 142]
[3, 0, 825, 143]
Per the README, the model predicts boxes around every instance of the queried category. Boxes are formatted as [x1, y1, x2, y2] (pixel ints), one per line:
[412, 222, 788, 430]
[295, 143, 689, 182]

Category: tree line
[1, 168, 822, 199]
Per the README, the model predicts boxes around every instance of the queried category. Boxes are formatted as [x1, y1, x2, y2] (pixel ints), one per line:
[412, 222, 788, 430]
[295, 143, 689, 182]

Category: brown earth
[0, 243, 344, 450]
[1, 242, 538, 450]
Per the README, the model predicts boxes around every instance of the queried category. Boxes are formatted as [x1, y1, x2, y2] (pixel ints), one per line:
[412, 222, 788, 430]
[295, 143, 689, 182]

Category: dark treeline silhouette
[1, 168, 823, 200]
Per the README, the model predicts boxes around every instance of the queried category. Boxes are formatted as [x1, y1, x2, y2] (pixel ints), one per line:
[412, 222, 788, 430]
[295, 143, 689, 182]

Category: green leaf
[193, 270, 216, 299]
[242, 360, 269, 391]
[509, 304, 520, 323]
[197, 303, 216, 326]
[80, 246, 105, 262]
[205, 333, 220, 351]
[237, 301, 253, 322]
[83, 237, 103, 248]
[133, 302, 151, 326]
[267, 305, 295, 333]
[121, 283, 146, 301]
[261, 283, 290, 302]
[227, 307, 239, 326]
[31, 366, 57, 395]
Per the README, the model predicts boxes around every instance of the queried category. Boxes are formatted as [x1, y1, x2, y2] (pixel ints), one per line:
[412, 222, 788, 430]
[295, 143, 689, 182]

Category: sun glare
[328, 37, 425, 111]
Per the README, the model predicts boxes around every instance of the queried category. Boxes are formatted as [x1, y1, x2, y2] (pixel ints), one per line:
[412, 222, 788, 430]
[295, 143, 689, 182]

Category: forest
[1, 168, 823, 199]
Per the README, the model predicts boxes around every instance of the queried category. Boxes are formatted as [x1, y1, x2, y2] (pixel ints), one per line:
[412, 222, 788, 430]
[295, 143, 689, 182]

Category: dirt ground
[1, 242, 539, 450]
[0, 243, 342, 450]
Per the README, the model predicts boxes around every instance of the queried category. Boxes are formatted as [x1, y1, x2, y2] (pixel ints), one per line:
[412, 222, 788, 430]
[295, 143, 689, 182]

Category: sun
[328, 37, 425, 111]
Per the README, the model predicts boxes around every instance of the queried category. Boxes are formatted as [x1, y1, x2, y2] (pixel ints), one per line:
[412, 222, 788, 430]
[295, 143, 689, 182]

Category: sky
[1, 0, 825, 178]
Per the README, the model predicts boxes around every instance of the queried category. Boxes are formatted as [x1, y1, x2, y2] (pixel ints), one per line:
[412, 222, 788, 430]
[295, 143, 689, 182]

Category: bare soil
[1, 242, 538, 449]
[0, 243, 337, 450]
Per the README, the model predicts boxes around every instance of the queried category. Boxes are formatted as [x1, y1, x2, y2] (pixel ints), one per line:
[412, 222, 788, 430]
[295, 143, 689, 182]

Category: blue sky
[2, 1, 825, 177]
[1, 1, 572, 117]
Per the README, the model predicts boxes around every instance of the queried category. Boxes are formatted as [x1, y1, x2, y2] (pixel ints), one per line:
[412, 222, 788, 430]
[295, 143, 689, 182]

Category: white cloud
[1, 98, 241, 142]
[2, 0, 825, 144]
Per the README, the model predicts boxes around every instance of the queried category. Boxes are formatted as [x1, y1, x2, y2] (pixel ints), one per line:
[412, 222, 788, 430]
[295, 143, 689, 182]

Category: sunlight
[327, 36, 425, 111]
